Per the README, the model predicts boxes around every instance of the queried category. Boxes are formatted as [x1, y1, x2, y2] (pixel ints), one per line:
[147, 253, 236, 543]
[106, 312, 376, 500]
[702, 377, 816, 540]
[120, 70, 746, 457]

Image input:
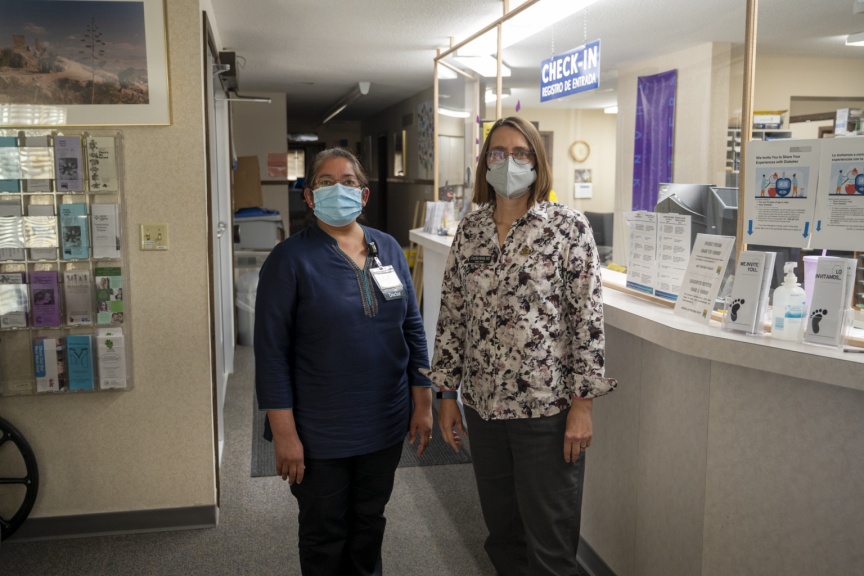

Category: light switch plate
[140, 223, 169, 251]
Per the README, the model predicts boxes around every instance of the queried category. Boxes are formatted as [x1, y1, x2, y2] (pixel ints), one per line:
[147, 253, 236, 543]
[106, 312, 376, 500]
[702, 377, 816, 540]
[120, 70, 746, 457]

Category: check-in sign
[540, 40, 600, 103]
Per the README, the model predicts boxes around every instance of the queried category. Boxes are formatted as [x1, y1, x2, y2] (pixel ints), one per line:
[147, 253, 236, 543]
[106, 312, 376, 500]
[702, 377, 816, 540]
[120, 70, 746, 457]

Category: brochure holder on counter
[0, 129, 133, 396]
[797, 307, 856, 351]
[720, 296, 771, 336]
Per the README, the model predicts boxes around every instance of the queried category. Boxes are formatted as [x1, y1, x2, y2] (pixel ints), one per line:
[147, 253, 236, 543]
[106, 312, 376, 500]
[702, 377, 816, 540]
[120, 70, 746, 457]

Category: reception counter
[410, 228, 864, 576]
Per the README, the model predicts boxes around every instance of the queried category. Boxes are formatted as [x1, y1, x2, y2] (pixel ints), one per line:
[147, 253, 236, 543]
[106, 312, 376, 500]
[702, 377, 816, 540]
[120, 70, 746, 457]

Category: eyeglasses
[487, 150, 534, 163]
[314, 178, 361, 189]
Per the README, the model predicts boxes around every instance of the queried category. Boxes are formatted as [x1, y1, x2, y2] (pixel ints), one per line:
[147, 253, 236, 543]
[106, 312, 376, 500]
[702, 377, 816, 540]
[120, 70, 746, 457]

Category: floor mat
[251, 393, 471, 477]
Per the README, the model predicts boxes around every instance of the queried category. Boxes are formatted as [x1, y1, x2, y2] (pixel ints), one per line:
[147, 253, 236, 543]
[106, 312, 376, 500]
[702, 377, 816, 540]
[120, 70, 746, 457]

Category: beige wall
[790, 119, 834, 140]
[754, 57, 864, 113]
[501, 106, 617, 215]
[0, 0, 217, 518]
[613, 42, 732, 265]
[232, 92, 290, 231]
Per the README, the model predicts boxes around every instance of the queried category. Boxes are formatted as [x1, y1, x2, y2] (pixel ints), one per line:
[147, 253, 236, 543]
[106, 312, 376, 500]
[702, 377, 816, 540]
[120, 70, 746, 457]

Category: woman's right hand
[438, 399, 466, 453]
[275, 433, 305, 484]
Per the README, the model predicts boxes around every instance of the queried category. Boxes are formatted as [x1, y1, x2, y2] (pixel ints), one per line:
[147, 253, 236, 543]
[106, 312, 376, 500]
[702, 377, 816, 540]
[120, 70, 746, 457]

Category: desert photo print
[0, 0, 149, 106]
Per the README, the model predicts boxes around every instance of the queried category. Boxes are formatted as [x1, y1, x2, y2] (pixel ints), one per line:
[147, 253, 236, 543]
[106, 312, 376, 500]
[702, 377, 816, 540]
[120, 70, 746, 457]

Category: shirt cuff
[569, 374, 618, 400]
[419, 367, 460, 391]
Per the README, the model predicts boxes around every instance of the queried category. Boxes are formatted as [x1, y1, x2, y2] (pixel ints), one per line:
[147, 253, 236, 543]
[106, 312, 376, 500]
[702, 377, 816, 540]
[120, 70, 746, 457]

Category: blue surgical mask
[313, 184, 363, 227]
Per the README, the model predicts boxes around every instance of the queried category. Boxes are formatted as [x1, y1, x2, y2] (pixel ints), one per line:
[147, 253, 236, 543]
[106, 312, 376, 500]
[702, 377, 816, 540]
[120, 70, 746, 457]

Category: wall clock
[570, 141, 590, 162]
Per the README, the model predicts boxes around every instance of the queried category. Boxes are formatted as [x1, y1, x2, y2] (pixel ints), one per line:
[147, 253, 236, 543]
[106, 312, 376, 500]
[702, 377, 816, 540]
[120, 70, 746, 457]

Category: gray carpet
[252, 394, 471, 477]
[0, 346, 496, 576]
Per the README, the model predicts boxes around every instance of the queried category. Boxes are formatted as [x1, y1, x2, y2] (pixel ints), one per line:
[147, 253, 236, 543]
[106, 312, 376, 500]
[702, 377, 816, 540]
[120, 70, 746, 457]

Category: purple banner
[632, 70, 677, 211]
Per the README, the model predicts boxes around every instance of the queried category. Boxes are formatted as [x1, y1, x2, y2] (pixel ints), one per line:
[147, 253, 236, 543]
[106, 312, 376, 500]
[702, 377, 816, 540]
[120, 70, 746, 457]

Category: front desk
[410, 228, 864, 576]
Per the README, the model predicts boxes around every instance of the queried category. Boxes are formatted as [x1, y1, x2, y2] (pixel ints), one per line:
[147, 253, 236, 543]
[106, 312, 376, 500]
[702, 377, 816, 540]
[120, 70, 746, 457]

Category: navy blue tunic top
[254, 222, 431, 459]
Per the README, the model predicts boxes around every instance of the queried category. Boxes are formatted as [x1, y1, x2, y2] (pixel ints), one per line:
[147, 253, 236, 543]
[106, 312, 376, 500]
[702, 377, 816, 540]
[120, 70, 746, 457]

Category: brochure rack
[0, 129, 133, 395]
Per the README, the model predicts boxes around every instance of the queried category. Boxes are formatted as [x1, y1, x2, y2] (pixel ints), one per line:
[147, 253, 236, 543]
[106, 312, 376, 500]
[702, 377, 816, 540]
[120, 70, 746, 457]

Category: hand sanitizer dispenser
[771, 262, 806, 341]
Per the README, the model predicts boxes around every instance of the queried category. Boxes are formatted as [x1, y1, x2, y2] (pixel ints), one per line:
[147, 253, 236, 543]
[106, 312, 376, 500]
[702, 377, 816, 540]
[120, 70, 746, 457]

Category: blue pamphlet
[60, 203, 90, 259]
[66, 335, 94, 390]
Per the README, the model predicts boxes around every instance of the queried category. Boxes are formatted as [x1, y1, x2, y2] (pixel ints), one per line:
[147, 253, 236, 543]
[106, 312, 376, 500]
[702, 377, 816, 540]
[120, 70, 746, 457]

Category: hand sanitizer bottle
[771, 262, 806, 341]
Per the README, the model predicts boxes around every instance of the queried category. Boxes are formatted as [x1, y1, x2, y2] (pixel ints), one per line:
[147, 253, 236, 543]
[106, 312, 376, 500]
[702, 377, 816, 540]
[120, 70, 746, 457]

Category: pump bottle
[771, 262, 806, 341]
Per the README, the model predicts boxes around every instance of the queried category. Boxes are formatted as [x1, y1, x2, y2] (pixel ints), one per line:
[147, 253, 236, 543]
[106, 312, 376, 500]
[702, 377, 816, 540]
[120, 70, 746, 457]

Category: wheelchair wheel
[0, 417, 39, 541]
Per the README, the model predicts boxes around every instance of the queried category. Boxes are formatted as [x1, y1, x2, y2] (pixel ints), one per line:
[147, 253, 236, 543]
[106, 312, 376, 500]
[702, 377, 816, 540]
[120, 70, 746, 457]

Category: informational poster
[655, 213, 691, 300]
[54, 136, 84, 192]
[743, 139, 820, 248]
[624, 211, 657, 295]
[418, 100, 434, 180]
[267, 152, 287, 178]
[811, 138, 864, 251]
[673, 234, 735, 325]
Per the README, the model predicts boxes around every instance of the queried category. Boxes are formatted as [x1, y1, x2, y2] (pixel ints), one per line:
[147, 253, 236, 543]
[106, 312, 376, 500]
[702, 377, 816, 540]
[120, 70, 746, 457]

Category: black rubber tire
[0, 417, 39, 542]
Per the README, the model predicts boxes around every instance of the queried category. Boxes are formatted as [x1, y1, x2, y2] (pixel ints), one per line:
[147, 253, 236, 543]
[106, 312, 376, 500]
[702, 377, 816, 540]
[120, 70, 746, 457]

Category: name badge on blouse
[367, 243, 406, 301]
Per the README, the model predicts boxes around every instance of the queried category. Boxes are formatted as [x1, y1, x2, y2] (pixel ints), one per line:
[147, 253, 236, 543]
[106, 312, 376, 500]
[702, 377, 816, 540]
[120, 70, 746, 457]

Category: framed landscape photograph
[0, 0, 170, 126]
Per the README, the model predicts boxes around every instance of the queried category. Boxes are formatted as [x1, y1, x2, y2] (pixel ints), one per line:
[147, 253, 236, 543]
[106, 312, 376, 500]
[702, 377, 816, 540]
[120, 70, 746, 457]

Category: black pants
[289, 441, 403, 576]
[465, 406, 585, 576]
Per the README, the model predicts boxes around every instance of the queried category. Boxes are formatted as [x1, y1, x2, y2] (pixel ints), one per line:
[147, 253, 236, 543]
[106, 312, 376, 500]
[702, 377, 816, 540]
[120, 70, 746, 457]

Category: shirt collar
[480, 201, 549, 222]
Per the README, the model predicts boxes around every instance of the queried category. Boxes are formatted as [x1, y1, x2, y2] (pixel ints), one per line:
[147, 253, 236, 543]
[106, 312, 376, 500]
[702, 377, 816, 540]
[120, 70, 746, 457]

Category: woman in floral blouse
[424, 117, 617, 576]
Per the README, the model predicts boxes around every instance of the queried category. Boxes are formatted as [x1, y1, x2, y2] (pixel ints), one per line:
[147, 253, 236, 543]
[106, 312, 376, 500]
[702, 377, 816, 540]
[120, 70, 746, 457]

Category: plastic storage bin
[236, 270, 259, 346]
[234, 208, 284, 250]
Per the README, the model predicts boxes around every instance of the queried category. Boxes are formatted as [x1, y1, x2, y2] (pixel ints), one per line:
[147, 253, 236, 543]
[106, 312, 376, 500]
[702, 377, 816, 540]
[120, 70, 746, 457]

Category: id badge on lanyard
[368, 242, 407, 301]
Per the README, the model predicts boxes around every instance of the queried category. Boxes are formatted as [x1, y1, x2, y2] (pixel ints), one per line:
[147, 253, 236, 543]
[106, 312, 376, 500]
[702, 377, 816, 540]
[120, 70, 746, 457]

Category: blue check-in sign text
[540, 39, 600, 102]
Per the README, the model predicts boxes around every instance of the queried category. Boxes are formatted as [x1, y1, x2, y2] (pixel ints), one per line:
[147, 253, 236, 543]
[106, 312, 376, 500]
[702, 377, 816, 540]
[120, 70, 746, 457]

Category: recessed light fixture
[438, 108, 471, 118]
[846, 31, 864, 46]
[604, 106, 618, 114]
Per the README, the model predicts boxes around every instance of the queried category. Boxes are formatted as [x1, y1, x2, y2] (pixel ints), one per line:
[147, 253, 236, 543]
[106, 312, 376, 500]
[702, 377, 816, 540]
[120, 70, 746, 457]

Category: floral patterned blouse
[423, 202, 617, 420]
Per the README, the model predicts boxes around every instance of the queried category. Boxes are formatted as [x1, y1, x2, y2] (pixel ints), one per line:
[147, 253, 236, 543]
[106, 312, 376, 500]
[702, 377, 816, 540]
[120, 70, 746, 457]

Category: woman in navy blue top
[255, 148, 432, 576]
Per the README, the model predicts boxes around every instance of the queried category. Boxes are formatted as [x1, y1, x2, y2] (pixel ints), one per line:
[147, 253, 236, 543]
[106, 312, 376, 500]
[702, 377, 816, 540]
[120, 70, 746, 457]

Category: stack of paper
[624, 211, 658, 295]
[722, 251, 776, 333]
[804, 257, 857, 347]
[655, 214, 692, 300]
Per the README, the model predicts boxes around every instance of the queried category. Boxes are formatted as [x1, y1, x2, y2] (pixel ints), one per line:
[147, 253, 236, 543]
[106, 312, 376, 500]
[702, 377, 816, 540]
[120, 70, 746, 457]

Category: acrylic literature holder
[720, 295, 771, 336]
[0, 129, 133, 395]
[797, 306, 856, 351]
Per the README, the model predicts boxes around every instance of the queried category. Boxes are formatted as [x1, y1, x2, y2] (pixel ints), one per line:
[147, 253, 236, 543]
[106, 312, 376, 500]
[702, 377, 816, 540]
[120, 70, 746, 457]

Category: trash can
[236, 270, 259, 346]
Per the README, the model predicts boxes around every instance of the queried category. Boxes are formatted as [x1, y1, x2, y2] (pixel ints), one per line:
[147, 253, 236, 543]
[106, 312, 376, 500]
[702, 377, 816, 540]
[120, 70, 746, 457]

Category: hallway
[0, 347, 496, 576]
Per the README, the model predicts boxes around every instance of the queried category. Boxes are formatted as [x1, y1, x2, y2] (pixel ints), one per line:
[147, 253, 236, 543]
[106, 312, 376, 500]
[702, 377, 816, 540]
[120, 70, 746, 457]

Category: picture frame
[0, 0, 170, 127]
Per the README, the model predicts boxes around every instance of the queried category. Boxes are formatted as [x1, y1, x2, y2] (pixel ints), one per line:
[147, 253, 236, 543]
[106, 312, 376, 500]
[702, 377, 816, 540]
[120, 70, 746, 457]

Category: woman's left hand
[409, 387, 434, 457]
[565, 398, 593, 463]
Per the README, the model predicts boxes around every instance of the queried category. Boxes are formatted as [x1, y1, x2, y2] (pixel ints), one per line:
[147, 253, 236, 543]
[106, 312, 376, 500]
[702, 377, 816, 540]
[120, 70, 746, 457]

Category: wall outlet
[140, 223, 169, 251]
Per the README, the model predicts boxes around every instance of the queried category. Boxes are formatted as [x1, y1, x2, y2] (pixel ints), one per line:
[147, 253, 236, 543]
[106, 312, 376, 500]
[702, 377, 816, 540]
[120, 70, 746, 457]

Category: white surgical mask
[486, 157, 536, 200]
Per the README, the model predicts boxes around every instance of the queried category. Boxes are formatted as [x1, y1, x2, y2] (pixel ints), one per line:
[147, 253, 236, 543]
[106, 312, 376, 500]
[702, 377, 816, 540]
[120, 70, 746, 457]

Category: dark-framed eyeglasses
[487, 150, 534, 163]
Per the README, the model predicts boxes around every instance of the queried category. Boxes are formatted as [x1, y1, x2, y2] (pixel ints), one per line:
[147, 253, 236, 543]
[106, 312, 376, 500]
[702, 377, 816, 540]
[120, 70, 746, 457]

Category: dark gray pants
[465, 406, 585, 576]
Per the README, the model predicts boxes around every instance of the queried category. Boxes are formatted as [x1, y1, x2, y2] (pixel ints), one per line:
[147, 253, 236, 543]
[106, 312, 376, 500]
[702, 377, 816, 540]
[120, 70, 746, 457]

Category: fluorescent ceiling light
[604, 106, 618, 114]
[455, 0, 601, 56]
[319, 82, 371, 125]
[437, 66, 457, 80]
[454, 56, 511, 78]
[846, 31, 864, 46]
[438, 108, 471, 118]
[485, 88, 512, 103]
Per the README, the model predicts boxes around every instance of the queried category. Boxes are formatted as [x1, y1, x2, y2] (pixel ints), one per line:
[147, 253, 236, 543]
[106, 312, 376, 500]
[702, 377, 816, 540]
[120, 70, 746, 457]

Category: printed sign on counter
[743, 139, 820, 248]
[811, 138, 864, 250]
[655, 213, 691, 300]
[673, 234, 735, 325]
[624, 211, 657, 295]
[540, 40, 600, 103]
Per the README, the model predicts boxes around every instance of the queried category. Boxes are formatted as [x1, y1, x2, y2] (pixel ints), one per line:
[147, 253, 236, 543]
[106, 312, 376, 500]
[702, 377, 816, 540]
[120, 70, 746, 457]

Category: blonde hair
[472, 117, 552, 206]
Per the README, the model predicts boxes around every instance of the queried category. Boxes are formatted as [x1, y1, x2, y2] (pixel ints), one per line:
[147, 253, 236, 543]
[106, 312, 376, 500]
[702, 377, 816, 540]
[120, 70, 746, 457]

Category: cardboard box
[234, 156, 263, 210]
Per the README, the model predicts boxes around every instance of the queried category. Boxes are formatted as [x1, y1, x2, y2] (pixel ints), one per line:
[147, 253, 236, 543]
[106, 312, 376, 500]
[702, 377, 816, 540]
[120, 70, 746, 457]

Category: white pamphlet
[655, 213, 691, 300]
[624, 211, 657, 295]
[673, 234, 735, 325]
[804, 257, 856, 347]
[97, 327, 127, 389]
[0, 201, 25, 261]
[91, 204, 121, 258]
[811, 138, 864, 250]
[0, 147, 21, 180]
[0, 272, 28, 328]
[723, 251, 775, 333]
[18, 146, 54, 180]
[54, 136, 84, 192]
[64, 269, 94, 325]
[743, 139, 820, 248]
[26, 204, 58, 260]
[86, 137, 119, 191]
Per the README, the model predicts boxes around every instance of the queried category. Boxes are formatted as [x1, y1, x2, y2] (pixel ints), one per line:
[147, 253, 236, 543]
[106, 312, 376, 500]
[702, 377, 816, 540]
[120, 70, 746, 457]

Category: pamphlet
[95, 266, 123, 324]
[0, 201, 25, 261]
[86, 137, 119, 192]
[673, 234, 736, 325]
[655, 213, 691, 300]
[18, 146, 54, 180]
[54, 136, 84, 192]
[60, 203, 90, 259]
[0, 272, 28, 328]
[743, 139, 820, 248]
[30, 271, 60, 327]
[811, 138, 864, 250]
[96, 327, 126, 389]
[26, 204, 58, 260]
[723, 251, 776, 333]
[0, 136, 20, 192]
[624, 211, 657, 295]
[63, 269, 93, 325]
[91, 204, 121, 258]
[34, 337, 66, 392]
[804, 257, 856, 347]
[66, 335, 95, 391]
